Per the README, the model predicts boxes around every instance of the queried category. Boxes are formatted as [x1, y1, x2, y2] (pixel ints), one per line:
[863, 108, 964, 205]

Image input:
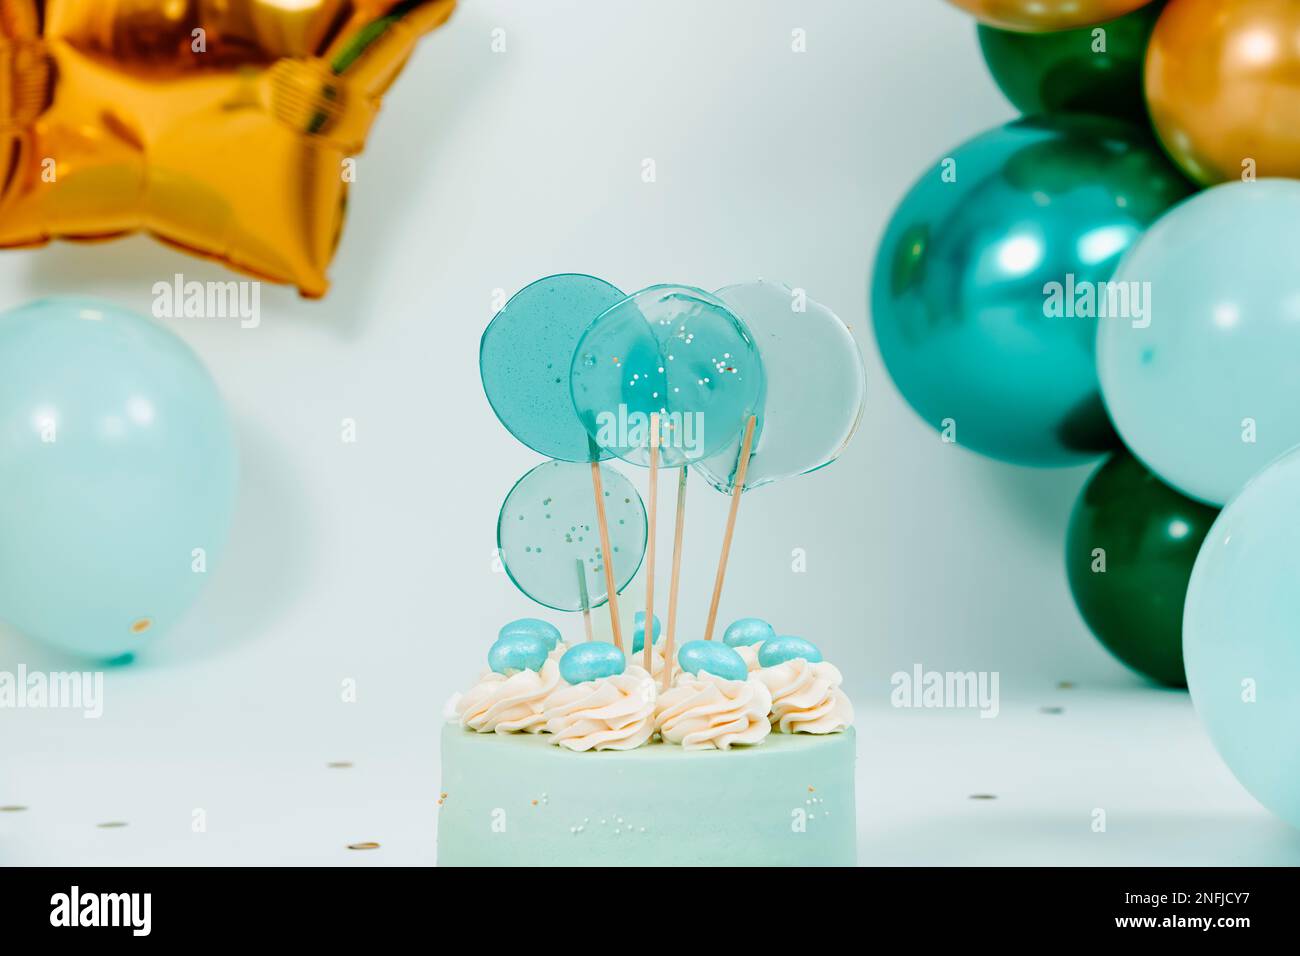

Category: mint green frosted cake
[437, 619, 858, 867]
[437, 725, 856, 866]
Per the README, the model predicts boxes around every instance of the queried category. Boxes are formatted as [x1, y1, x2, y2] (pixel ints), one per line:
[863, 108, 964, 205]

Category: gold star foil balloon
[0, 0, 455, 297]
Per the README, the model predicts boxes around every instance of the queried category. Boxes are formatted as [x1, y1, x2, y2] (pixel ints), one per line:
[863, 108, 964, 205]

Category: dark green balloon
[1065, 449, 1218, 687]
[977, 4, 1163, 124]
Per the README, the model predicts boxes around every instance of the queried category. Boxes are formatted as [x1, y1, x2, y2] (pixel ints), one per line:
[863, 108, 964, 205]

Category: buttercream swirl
[447, 643, 568, 734]
[655, 672, 772, 750]
[735, 643, 762, 673]
[756, 659, 853, 734]
[542, 665, 657, 751]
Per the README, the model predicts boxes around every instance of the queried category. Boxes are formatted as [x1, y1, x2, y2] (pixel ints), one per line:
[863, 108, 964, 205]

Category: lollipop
[497, 460, 647, 613]
[571, 284, 765, 683]
[481, 275, 630, 645]
[695, 280, 866, 493]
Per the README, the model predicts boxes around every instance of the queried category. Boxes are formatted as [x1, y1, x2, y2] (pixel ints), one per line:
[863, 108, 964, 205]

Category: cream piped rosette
[542, 665, 657, 752]
[735, 643, 762, 673]
[655, 672, 773, 751]
[450, 656, 564, 734]
[755, 658, 853, 734]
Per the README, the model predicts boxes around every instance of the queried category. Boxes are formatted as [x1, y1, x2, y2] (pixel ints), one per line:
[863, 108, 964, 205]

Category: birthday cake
[439, 275, 865, 867]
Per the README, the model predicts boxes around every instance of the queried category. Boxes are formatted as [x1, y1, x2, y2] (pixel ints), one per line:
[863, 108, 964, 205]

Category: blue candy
[758, 636, 823, 667]
[723, 617, 775, 648]
[488, 634, 550, 674]
[498, 617, 562, 652]
[560, 641, 627, 684]
[631, 611, 662, 654]
[677, 640, 748, 682]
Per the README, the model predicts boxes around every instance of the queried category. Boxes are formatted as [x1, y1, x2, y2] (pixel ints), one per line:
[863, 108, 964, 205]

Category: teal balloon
[977, 4, 1163, 122]
[758, 636, 823, 667]
[498, 618, 562, 653]
[1184, 446, 1300, 830]
[631, 611, 661, 654]
[723, 617, 774, 648]
[1097, 181, 1300, 506]
[481, 275, 623, 462]
[677, 640, 748, 682]
[0, 298, 238, 659]
[488, 634, 549, 674]
[560, 641, 626, 684]
[871, 115, 1191, 466]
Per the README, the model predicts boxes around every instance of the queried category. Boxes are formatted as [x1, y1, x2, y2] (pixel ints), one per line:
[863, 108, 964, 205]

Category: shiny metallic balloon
[0, 1, 457, 297]
[1146, 0, 1300, 185]
[871, 115, 1191, 466]
[947, 0, 1157, 32]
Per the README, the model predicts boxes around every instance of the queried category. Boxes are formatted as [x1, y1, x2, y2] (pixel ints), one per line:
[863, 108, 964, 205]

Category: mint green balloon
[0, 298, 239, 659]
[1184, 446, 1300, 829]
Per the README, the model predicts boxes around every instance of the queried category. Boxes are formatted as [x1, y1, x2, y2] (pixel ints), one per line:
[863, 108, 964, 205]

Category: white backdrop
[3, 0, 1295, 866]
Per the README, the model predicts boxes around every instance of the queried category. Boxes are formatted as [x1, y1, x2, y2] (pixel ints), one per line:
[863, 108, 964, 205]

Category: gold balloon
[0, 1, 456, 297]
[1147, 0, 1300, 186]
[947, 0, 1156, 32]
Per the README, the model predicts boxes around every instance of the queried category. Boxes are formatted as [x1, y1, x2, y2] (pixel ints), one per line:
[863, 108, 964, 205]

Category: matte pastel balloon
[758, 636, 823, 667]
[1097, 181, 1300, 506]
[498, 618, 562, 652]
[631, 611, 661, 654]
[677, 640, 748, 682]
[488, 634, 549, 674]
[1065, 450, 1217, 687]
[1147, 0, 1300, 185]
[1184, 446, 1300, 829]
[570, 285, 764, 468]
[694, 280, 865, 493]
[723, 618, 775, 648]
[497, 460, 647, 612]
[481, 275, 624, 461]
[872, 114, 1191, 466]
[947, 0, 1156, 32]
[560, 641, 626, 684]
[0, 298, 239, 659]
[977, 4, 1162, 122]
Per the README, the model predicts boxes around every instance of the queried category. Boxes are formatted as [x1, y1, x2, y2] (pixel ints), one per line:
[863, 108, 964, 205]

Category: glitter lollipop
[497, 460, 647, 622]
[694, 280, 866, 493]
[481, 274, 631, 646]
[570, 284, 765, 681]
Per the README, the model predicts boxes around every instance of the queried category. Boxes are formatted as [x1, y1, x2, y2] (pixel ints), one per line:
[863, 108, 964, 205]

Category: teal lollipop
[497, 460, 647, 612]
[570, 284, 765, 468]
[695, 280, 865, 493]
[481, 274, 624, 462]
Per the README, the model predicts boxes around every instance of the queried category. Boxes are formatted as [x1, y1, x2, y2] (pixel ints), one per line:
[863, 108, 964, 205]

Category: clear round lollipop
[481, 274, 625, 462]
[694, 280, 865, 492]
[570, 284, 765, 468]
[497, 460, 648, 612]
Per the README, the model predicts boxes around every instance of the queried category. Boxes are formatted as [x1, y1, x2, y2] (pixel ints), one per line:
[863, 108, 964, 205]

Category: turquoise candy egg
[723, 617, 775, 648]
[677, 640, 748, 682]
[560, 641, 627, 684]
[758, 636, 823, 667]
[498, 617, 562, 652]
[631, 611, 662, 654]
[488, 634, 550, 674]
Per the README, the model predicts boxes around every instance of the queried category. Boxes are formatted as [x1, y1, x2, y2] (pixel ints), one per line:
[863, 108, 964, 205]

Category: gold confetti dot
[969, 794, 996, 801]
[1057, 681, 1076, 690]
[347, 842, 380, 850]
[531, 799, 538, 806]
[440, 792, 447, 799]
[327, 761, 353, 769]
[130, 618, 152, 634]
[97, 821, 128, 828]
[0, 805, 27, 812]
[807, 786, 815, 793]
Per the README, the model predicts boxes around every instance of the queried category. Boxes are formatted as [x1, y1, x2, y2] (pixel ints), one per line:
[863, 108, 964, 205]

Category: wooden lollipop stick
[643, 413, 660, 673]
[702, 415, 757, 642]
[589, 460, 624, 650]
[661, 464, 689, 690]
[576, 558, 594, 642]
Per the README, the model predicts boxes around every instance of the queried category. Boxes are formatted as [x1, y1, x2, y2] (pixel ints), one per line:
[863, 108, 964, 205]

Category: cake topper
[481, 275, 632, 647]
